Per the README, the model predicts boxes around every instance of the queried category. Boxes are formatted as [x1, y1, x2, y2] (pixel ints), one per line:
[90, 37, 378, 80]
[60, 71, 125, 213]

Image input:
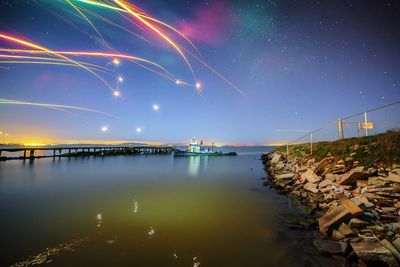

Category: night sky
[0, 0, 399, 145]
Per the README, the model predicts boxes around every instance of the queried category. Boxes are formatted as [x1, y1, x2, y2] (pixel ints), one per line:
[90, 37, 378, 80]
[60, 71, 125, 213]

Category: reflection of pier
[0, 145, 174, 161]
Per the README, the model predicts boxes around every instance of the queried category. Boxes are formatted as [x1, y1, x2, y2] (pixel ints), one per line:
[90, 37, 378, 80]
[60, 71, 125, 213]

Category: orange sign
[362, 122, 374, 129]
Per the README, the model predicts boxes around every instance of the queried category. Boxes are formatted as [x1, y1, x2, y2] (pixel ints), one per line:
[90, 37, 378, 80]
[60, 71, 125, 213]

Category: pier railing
[280, 100, 400, 156]
[0, 145, 174, 161]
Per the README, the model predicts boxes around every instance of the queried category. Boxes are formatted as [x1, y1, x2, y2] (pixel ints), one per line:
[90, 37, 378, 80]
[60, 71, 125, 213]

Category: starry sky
[0, 0, 399, 145]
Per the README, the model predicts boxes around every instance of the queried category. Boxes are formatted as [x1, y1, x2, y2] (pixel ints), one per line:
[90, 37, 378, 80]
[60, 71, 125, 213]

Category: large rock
[318, 197, 364, 235]
[337, 166, 367, 185]
[350, 242, 398, 267]
[302, 169, 321, 183]
[313, 239, 347, 255]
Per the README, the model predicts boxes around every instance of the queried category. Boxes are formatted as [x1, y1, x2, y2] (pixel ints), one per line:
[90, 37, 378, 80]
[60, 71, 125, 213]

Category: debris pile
[262, 150, 400, 266]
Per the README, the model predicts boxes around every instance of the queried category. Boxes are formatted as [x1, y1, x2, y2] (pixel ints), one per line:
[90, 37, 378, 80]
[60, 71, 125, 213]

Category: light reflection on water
[0, 148, 311, 266]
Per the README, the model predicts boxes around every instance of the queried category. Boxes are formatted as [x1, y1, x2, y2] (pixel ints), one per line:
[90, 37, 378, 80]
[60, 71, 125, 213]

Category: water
[0, 147, 311, 266]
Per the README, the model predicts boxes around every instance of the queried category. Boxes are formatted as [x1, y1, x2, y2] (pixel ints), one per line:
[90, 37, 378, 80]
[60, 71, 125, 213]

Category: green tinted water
[0, 149, 310, 266]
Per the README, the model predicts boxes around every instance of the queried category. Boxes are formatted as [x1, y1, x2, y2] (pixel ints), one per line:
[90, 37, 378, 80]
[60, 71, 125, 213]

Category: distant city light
[101, 125, 109, 132]
[136, 127, 142, 133]
[112, 58, 120, 65]
[152, 104, 159, 110]
[117, 76, 124, 82]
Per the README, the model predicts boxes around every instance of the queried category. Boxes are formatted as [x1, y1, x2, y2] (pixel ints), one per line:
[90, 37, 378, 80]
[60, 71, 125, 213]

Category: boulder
[350, 242, 398, 267]
[302, 169, 321, 183]
[313, 239, 347, 255]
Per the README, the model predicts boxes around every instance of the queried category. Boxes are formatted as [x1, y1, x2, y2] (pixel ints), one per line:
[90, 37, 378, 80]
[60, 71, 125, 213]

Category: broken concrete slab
[325, 173, 338, 181]
[392, 238, 400, 254]
[271, 154, 282, 164]
[304, 182, 319, 193]
[332, 229, 346, 241]
[275, 173, 295, 180]
[319, 179, 332, 188]
[302, 169, 321, 183]
[337, 167, 367, 185]
[350, 241, 398, 267]
[313, 239, 347, 255]
[348, 218, 370, 229]
[381, 239, 400, 261]
[387, 173, 400, 183]
[318, 197, 364, 235]
[338, 223, 353, 237]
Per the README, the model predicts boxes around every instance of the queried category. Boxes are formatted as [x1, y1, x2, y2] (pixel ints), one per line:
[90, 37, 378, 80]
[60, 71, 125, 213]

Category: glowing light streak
[65, 0, 106, 43]
[0, 99, 118, 118]
[70, 0, 245, 95]
[72, 0, 195, 79]
[0, 49, 171, 76]
[0, 33, 114, 92]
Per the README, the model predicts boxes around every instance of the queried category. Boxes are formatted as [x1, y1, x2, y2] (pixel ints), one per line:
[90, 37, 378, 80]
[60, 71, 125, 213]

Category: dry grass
[276, 130, 400, 167]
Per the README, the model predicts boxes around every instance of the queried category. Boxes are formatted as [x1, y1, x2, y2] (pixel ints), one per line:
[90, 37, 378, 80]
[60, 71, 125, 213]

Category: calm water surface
[0, 147, 310, 266]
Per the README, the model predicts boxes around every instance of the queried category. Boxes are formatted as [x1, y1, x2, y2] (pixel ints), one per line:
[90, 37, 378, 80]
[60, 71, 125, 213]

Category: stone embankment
[262, 147, 400, 266]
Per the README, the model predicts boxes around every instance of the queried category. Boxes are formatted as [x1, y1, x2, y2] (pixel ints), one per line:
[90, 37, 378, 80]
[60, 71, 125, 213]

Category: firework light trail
[69, 0, 244, 95]
[0, 99, 118, 119]
[0, 49, 176, 82]
[0, 33, 117, 94]
[0, 54, 113, 73]
[71, 0, 196, 79]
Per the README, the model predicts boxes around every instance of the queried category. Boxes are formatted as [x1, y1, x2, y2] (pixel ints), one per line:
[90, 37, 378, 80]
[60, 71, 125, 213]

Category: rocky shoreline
[262, 144, 400, 266]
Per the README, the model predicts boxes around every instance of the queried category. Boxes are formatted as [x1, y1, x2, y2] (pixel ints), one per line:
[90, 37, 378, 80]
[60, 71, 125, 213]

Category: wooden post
[29, 149, 35, 159]
[338, 118, 344, 139]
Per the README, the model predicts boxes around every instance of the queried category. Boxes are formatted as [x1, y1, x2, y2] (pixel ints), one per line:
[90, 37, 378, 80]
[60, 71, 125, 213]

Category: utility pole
[364, 112, 369, 136]
[337, 118, 344, 139]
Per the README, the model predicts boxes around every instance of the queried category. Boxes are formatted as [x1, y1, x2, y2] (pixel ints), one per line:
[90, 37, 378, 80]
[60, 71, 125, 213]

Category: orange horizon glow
[0, 137, 284, 147]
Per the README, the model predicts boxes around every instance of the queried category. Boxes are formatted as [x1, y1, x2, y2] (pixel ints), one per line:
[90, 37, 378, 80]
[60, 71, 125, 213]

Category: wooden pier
[0, 145, 174, 161]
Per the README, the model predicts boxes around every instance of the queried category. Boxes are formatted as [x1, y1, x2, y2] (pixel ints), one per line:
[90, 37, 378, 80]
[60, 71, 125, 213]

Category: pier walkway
[0, 145, 174, 161]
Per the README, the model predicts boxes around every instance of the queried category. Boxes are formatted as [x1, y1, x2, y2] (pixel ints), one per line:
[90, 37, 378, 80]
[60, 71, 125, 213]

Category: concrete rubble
[262, 151, 400, 266]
